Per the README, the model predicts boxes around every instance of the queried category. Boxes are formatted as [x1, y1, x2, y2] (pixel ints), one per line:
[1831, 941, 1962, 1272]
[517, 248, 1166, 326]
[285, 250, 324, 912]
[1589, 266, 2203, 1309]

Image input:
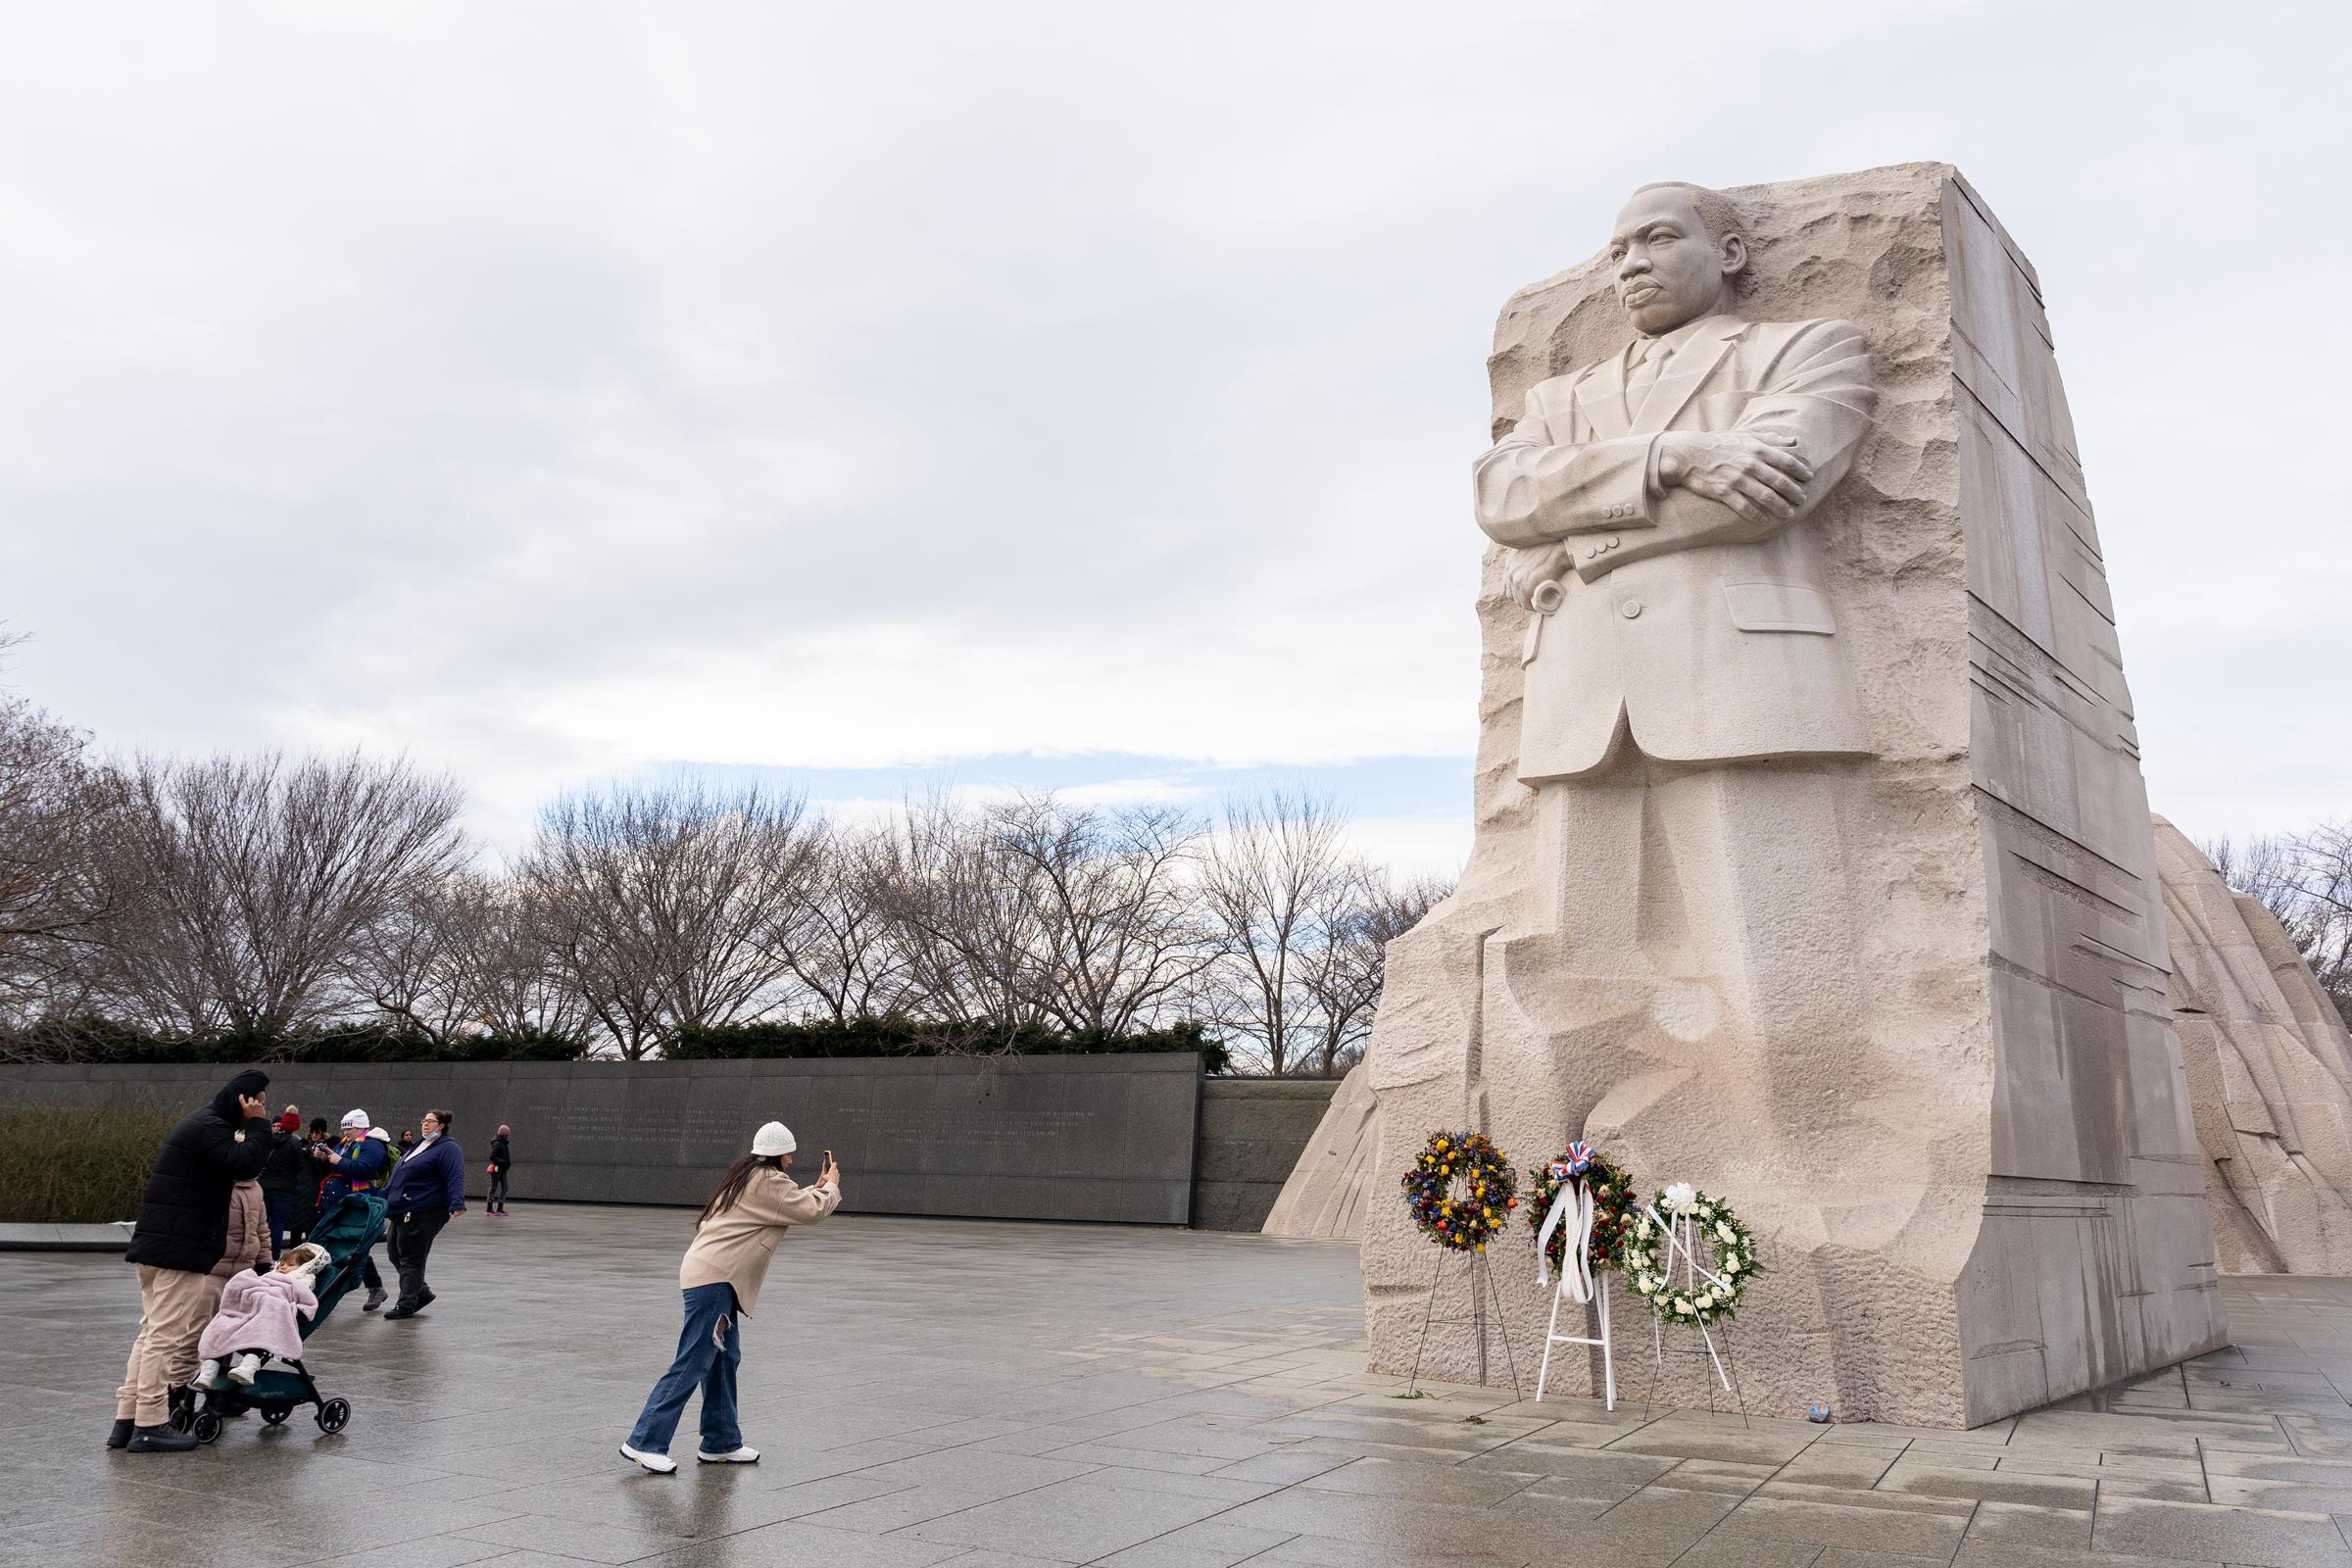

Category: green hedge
[666, 1017, 1229, 1073]
[0, 1104, 177, 1225]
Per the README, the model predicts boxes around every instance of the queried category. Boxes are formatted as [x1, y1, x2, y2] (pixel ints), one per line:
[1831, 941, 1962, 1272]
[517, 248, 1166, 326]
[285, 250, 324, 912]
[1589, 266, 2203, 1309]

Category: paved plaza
[12, 1208, 2352, 1567]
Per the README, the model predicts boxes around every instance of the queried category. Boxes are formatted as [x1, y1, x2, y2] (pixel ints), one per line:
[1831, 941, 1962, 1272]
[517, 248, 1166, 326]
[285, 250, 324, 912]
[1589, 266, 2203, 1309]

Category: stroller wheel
[192, 1411, 222, 1445]
[262, 1407, 290, 1427]
[168, 1404, 194, 1434]
[317, 1397, 351, 1434]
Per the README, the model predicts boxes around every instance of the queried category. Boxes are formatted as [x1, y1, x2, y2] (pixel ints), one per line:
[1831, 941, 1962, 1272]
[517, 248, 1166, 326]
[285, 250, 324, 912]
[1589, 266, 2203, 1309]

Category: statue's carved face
[1608, 187, 1742, 336]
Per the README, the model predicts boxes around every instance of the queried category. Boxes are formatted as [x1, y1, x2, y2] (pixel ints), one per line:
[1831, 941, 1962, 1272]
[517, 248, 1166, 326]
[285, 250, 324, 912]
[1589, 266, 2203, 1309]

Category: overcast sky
[2, 2, 2344, 874]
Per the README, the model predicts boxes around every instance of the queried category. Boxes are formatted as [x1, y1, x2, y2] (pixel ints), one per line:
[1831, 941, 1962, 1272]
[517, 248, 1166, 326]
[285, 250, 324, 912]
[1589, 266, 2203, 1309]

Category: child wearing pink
[197, 1243, 326, 1390]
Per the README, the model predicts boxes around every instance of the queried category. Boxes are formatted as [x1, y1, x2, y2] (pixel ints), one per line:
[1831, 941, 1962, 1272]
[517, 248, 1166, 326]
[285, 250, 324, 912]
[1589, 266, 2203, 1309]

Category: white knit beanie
[341, 1108, 368, 1130]
[752, 1121, 796, 1156]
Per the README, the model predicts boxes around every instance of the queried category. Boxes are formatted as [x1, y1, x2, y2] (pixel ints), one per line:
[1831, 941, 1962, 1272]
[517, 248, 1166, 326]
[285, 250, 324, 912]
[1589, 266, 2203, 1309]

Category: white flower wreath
[1620, 1185, 1760, 1327]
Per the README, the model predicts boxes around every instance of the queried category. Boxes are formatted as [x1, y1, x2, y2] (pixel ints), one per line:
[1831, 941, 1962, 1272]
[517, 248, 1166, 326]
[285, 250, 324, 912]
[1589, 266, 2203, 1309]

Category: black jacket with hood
[123, 1070, 275, 1274]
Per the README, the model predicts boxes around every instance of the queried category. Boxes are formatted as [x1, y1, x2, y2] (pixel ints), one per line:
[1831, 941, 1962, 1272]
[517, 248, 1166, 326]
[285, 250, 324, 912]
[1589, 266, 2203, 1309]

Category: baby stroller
[172, 1190, 385, 1444]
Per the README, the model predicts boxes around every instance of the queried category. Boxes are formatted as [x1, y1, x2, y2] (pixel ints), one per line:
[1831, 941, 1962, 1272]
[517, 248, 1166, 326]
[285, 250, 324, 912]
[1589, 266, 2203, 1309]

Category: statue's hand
[1656, 430, 1813, 528]
[1503, 541, 1571, 611]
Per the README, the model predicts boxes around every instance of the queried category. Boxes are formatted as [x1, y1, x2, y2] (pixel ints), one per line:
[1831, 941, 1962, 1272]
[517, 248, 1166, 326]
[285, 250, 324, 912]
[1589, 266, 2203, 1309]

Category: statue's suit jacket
[1475, 313, 1879, 783]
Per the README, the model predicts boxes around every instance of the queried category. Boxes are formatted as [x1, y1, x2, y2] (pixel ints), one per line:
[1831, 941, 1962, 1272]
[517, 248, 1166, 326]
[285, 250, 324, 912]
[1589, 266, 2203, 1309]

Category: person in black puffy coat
[259, 1109, 310, 1250]
[112, 1069, 274, 1453]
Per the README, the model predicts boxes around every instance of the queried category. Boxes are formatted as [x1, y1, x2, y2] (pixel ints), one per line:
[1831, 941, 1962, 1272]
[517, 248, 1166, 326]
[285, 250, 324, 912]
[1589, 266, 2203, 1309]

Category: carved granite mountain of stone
[1272, 818, 2352, 1281]
[1345, 163, 2224, 1429]
[2158, 820, 2352, 1273]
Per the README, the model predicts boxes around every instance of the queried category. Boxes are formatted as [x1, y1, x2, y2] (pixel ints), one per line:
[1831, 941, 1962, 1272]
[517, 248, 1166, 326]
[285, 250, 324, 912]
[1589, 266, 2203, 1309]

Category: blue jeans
[626, 1284, 741, 1456]
[264, 1190, 294, 1253]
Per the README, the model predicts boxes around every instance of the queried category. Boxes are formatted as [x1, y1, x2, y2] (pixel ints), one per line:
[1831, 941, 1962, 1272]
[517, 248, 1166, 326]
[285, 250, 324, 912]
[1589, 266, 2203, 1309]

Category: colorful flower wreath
[1525, 1143, 1639, 1274]
[1398, 1129, 1517, 1252]
[1621, 1184, 1760, 1326]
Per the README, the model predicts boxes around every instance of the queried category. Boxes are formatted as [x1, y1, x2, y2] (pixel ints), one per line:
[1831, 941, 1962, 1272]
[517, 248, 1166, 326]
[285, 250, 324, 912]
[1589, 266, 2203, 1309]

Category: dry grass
[0, 1104, 177, 1224]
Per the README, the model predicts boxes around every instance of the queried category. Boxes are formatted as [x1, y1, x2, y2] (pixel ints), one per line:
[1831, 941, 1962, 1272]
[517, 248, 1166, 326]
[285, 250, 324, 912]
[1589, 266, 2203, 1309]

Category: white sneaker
[228, 1353, 263, 1386]
[696, 1446, 760, 1464]
[618, 1444, 676, 1474]
[197, 1358, 220, 1386]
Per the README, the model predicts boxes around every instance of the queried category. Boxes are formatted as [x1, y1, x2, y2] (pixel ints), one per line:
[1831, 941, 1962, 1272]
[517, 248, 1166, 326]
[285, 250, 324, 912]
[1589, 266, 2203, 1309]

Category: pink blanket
[197, 1269, 318, 1363]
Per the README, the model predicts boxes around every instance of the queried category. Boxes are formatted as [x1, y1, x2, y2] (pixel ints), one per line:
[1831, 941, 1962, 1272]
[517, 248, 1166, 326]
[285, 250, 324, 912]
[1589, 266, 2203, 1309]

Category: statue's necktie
[1627, 335, 1675, 408]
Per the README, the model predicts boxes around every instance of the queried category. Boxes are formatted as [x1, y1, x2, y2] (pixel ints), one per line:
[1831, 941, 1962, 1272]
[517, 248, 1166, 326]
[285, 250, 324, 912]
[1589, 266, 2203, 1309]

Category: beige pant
[116, 1265, 224, 1426]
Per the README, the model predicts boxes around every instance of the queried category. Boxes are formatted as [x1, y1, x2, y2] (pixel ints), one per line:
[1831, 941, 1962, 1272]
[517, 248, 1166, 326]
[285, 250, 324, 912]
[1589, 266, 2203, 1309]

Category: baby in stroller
[196, 1242, 328, 1397]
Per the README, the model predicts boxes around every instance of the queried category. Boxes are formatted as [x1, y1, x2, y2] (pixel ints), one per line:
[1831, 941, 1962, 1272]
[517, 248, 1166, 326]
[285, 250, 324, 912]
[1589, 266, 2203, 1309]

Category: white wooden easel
[1533, 1174, 1616, 1408]
[1537, 1271, 1617, 1409]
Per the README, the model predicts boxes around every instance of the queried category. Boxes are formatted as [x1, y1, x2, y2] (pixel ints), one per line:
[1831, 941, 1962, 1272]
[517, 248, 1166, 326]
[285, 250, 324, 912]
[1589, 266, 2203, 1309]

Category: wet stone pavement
[12, 1209, 2352, 1567]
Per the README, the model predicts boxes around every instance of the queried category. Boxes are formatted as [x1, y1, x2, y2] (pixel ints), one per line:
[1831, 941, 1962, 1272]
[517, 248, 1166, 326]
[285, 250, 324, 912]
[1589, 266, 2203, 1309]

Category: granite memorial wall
[0, 1053, 1205, 1226]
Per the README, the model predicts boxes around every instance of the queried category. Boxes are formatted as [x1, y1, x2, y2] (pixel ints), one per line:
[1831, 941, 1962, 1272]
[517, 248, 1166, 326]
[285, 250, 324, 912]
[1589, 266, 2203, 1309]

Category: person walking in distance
[619, 1123, 840, 1473]
[380, 1108, 465, 1320]
[313, 1110, 394, 1310]
[111, 1070, 274, 1453]
[486, 1124, 513, 1215]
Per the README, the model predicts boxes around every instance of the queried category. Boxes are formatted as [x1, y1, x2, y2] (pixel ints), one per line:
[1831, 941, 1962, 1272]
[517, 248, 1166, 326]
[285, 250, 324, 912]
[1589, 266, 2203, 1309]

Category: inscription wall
[0, 1054, 1204, 1226]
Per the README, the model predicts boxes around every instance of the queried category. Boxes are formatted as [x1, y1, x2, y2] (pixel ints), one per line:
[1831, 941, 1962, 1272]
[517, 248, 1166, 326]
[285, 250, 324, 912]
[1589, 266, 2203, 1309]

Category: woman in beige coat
[619, 1120, 839, 1474]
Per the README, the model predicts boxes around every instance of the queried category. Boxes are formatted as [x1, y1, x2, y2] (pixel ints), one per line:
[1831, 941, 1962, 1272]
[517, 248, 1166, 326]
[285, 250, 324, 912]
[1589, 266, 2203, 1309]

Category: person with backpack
[111, 1070, 274, 1454]
[313, 1110, 394, 1309]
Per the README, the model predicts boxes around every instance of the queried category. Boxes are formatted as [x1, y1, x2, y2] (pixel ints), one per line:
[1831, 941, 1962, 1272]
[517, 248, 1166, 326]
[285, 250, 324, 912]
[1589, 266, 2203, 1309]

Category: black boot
[106, 1417, 133, 1449]
[126, 1423, 199, 1453]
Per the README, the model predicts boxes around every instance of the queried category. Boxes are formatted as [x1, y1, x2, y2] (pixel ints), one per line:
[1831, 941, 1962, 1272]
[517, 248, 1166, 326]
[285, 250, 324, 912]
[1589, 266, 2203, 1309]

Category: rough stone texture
[2158, 819, 2352, 1273]
[1262, 1057, 1377, 1240]
[0, 1054, 1203, 1225]
[1360, 163, 2225, 1429]
[1192, 1076, 1345, 1232]
[1281, 824, 2352, 1279]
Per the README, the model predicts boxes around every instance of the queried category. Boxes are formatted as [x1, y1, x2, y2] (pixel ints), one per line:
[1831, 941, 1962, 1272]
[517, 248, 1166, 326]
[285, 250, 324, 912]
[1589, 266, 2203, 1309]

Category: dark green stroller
[173, 1191, 385, 1444]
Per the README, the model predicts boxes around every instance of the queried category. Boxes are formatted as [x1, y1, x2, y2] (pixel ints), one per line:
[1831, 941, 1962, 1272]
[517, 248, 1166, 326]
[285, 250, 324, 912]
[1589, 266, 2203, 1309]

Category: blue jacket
[383, 1135, 466, 1218]
[316, 1131, 391, 1211]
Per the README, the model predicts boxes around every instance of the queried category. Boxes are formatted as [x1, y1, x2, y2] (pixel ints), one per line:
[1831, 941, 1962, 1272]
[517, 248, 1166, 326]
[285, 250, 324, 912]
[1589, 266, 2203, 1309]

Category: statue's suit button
[1620, 599, 1642, 619]
[1605, 537, 1620, 549]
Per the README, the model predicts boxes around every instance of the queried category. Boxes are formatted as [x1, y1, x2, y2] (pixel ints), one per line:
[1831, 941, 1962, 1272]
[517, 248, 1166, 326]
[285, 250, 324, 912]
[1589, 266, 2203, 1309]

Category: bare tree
[866, 793, 1058, 1037]
[0, 692, 122, 1019]
[522, 779, 822, 1057]
[767, 820, 909, 1023]
[987, 794, 1212, 1036]
[1199, 791, 1353, 1075]
[443, 873, 595, 1042]
[341, 874, 476, 1045]
[1297, 867, 1452, 1076]
[90, 751, 467, 1039]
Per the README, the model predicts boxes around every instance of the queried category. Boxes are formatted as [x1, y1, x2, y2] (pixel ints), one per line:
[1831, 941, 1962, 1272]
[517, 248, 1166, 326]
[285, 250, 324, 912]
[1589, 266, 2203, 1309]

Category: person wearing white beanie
[619, 1122, 840, 1474]
[311, 1112, 394, 1310]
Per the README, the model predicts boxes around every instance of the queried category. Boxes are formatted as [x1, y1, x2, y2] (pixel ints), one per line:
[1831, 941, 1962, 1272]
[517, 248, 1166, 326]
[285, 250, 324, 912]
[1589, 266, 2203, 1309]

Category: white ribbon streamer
[1641, 1201, 1731, 1293]
[1536, 1178, 1597, 1303]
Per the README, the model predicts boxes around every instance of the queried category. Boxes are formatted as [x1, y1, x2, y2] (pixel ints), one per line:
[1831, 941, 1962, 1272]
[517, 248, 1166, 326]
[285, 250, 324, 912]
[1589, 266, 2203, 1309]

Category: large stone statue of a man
[1478, 181, 1878, 783]
[1359, 165, 2223, 1426]
[1441, 182, 1895, 1402]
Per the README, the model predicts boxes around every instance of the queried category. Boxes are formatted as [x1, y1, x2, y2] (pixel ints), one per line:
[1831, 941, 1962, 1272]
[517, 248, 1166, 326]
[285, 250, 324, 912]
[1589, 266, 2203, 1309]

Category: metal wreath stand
[1403, 1237, 1522, 1400]
[1630, 1198, 1750, 1427]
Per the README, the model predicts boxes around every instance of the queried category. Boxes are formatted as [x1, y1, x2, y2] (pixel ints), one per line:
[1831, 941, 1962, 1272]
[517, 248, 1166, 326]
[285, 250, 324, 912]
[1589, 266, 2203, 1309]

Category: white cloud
[1, 1, 2345, 858]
